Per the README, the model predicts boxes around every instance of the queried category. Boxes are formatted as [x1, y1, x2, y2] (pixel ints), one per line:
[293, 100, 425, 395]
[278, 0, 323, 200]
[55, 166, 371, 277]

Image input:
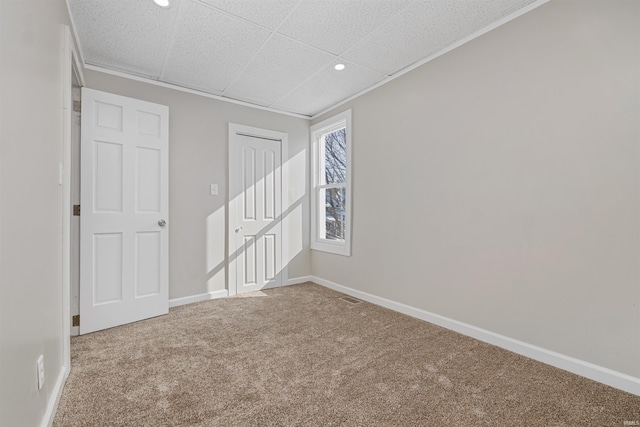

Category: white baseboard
[170, 278, 311, 307]
[42, 365, 67, 427]
[169, 289, 229, 308]
[286, 276, 313, 286]
[310, 275, 640, 397]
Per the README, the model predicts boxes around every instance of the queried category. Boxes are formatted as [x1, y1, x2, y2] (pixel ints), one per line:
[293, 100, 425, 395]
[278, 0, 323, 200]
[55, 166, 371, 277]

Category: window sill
[311, 241, 351, 256]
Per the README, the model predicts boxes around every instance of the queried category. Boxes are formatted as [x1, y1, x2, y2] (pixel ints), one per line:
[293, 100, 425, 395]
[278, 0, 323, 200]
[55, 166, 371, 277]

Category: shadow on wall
[205, 148, 307, 293]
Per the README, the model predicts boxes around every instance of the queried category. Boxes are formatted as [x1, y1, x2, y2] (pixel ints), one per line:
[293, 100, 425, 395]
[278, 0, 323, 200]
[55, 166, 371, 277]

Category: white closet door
[229, 124, 284, 294]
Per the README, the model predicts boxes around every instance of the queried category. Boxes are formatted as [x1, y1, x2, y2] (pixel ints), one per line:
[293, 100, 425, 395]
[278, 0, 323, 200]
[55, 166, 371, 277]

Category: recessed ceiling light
[334, 63, 345, 71]
[154, 0, 170, 7]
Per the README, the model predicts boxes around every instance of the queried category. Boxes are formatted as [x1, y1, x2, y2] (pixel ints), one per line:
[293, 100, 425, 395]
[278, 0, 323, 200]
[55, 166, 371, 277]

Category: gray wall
[83, 71, 311, 300]
[0, 0, 72, 425]
[311, 0, 640, 378]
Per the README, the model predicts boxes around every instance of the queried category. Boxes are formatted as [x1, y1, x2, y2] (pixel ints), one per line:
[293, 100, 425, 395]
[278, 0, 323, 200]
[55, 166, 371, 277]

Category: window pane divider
[318, 183, 346, 190]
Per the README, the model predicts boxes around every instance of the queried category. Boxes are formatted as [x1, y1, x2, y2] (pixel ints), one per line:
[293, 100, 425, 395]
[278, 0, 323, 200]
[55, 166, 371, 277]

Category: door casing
[62, 25, 85, 373]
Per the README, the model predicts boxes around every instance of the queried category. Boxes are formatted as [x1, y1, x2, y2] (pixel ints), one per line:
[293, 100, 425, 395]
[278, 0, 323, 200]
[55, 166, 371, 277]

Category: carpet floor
[53, 283, 640, 426]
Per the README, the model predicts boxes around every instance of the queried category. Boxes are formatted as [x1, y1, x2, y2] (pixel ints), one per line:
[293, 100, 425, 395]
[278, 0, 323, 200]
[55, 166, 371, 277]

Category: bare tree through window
[323, 128, 346, 240]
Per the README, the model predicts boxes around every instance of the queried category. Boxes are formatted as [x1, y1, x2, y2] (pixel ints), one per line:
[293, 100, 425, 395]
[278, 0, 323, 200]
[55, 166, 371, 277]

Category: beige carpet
[54, 283, 640, 426]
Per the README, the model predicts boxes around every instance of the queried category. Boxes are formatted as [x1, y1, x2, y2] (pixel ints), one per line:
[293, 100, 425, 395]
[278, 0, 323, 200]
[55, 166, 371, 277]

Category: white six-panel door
[80, 88, 169, 334]
[229, 124, 285, 294]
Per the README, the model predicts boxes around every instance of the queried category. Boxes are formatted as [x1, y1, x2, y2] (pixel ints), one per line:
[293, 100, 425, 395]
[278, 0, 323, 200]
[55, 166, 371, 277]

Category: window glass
[323, 128, 346, 185]
[320, 187, 346, 241]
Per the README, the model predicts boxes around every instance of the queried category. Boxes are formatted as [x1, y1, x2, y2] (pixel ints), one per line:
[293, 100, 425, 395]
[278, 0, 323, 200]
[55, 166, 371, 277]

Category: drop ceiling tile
[273, 62, 386, 116]
[68, 0, 542, 116]
[161, 0, 271, 93]
[343, 0, 537, 76]
[277, 0, 412, 55]
[68, 0, 181, 77]
[223, 35, 334, 106]
[195, 0, 225, 8]
[199, 0, 300, 29]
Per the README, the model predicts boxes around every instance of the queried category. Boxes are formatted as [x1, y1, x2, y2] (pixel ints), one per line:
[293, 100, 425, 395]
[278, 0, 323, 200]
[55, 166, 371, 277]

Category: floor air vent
[338, 295, 363, 304]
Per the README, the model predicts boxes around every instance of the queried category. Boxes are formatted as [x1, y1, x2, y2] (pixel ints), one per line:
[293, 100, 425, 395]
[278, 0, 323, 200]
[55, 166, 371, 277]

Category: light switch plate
[210, 184, 218, 196]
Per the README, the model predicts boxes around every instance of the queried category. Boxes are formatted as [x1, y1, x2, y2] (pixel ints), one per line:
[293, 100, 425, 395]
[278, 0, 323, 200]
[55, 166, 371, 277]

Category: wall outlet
[210, 184, 218, 196]
[36, 355, 45, 390]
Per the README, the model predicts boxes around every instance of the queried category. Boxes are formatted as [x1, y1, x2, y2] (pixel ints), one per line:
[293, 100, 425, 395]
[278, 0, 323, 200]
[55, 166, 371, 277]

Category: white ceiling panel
[199, 0, 300, 29]
[161, 0, 271, 92]
[68, 0, 181, 77]
[273, 62, 386, 116]
[343, 0, 537, 76]
[68, 0, 545, 116]
[277, 0, 413, 55]
[223, 35, 335, 106]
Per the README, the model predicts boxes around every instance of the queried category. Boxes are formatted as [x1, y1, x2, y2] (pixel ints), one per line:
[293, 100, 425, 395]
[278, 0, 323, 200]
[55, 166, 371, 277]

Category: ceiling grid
[68, 0, 543, 117]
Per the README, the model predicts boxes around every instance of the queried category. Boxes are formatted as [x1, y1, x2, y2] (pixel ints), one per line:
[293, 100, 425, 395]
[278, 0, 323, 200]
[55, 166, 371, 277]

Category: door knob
[235, 226, 243, 233]
[158, 219, 167, 227]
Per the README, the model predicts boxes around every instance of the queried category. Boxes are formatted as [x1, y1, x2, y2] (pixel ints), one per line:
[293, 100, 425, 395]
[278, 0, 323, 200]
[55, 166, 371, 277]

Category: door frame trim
[62, 25, 84, 375]
[227, 123, 289, 296]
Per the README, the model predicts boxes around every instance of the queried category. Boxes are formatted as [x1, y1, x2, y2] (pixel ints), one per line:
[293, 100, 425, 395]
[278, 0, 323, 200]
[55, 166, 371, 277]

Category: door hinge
[72, 315, 80, 327]
[73, 100, 81, 113]
[73, 205, 80, 216]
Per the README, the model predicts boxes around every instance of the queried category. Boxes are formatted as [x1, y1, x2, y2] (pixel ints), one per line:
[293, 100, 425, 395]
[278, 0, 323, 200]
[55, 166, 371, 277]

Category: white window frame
[310, 109, 352, 256]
